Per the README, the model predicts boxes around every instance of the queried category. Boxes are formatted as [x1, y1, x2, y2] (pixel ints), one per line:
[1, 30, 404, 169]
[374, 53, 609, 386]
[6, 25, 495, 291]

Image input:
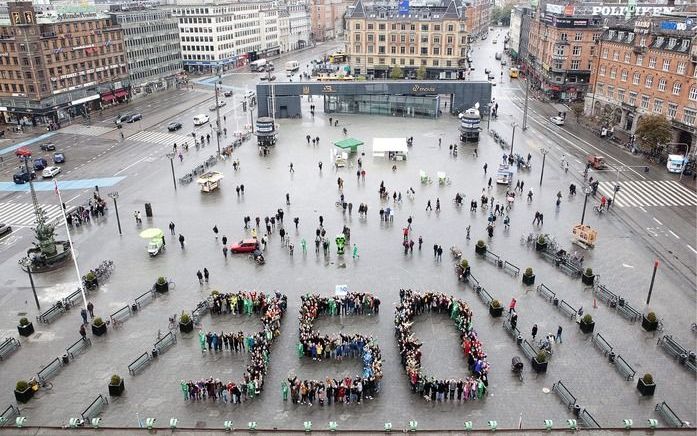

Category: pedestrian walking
[483, 163, 488, 174]
[508, 298, 516, 313]
[418, 236, 423, 250]
[437, 245, 443, 261]
[466, 225, 471, 240]
[213, 225, 219, 239]
[556, 325, 563, 343]
[203, 268, 209, 283]
[196, 270, 203, 284]
[353, 243, 359, 259]
[79, 324, 87, 339]
[294, 217, 300, 229]
[169, 221, 176, 235]
[120, 131, 125, 140]
[286, 193, 291, 205]
[179, 234, 185, 248]
[435, 198, 440, 212]
[531, 324, 538, 340]
[433, 244, 438, 257]
[222, 235, 227, 246]
[279, 227, 286, 242]
[488, 177, 492, 188]
[80, 308, 88, 325]
[306, 135, 311, 144]
[426, 200, 432, 211]
[289, 162, 294, 173]
[223, 246, 228, 258]
[87, 301, 94, 318]
[519, 180, 525, 193]
[318, 161, 323, 171]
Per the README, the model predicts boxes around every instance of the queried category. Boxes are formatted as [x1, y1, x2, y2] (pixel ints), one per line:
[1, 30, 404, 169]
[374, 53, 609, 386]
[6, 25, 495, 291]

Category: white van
[193, 114, 210, 126]
[666, 154, 686, 173]
[285, 60, 299, 73]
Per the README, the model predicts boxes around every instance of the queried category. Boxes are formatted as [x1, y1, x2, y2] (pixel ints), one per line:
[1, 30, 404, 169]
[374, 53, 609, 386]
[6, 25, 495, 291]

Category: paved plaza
[0, 44, 695, 433]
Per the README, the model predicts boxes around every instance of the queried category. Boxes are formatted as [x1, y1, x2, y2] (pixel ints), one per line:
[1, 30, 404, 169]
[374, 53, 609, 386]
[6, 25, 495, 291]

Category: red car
[230, 239, 259, 253]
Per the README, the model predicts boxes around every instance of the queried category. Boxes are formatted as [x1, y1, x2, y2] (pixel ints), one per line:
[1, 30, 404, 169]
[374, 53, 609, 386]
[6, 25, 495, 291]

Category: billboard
[398, 0, 409, 14]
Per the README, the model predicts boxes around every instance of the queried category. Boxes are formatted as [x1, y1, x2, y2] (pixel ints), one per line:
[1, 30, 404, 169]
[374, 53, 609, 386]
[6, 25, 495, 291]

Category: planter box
[531, 357, 548, 373]
[489, 305, 503, 318]
[14, 387, 33, 404]
[109, 379, 125, 396]
[18, 322, 34, 337]
[641, 315, 658, 332]
[636, 378, 656, 396]
[535, 241, 547, 252]
[579, 320, 595, 334]
[581, 273, 595, 286]
[84, 277, 99, 289]
[522, 274, 536, 286]
[92, 322, 107, 336]
[155, 281, 169, 293]
[475, 245, 487, 255]
[179, 320, 194, 333]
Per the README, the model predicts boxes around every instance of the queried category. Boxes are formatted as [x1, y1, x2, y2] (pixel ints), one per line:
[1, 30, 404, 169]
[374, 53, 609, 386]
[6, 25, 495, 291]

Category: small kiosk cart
[572, 224, 597, 249]
[197, 171, 224, 192]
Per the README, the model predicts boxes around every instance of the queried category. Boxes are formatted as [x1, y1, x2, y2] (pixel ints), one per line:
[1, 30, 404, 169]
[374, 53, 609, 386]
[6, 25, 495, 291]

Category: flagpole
[55, 180, 88, 311]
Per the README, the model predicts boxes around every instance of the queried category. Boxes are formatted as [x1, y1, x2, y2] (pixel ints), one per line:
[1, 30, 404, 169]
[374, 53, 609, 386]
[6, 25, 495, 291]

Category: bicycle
[168, 314, 177, 331]
[656, 317, 664, 332]
[28, 377, 53, 393]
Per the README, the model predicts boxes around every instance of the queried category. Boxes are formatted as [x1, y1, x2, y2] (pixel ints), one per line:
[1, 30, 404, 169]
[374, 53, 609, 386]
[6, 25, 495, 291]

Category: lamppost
[487, 103, 493, 131]
[214, 67, 223, 156]
[510, 122, 518, 158]
[522, 68, 530, 131]
[18, 257, 40, 310]
[539, 148, 549, 186]
[108, 192, 122, 236]
[166, 152, 177, 191]
[580, 186, 592, 225]
[646, 260, 659, 305]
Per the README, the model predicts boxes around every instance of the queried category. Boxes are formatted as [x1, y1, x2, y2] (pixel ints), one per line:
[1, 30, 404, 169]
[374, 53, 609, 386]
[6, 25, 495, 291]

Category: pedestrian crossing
[128, 130, 192, 146]
[59, 124, 115, 137]
[0, 202, 63, 227]
[598, 180, 697, 208]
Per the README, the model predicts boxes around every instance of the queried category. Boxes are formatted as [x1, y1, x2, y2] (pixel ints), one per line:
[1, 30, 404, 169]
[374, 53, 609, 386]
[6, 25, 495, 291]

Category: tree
[389, 65, 404, 80]
[570, 102, 585, 122]
[491, 5, 513, 26]
[416, 65, 427, 80]
[635, 114, 672, 154]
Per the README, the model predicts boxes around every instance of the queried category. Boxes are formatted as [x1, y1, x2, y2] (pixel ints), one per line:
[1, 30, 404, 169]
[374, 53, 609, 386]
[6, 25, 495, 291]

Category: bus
[329, 52, 347, 64]
[509, 67, 519, 78]
[285, 61, 299, 73]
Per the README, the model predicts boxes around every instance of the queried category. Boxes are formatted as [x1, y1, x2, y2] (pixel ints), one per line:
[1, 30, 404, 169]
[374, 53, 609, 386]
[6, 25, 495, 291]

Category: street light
[487, 103, 493, 131]
[166, 152, 177, 191]
[18, 257, 40, 310]
[214, 67, 223, 156]
[510, 122, 518, 158]
[522, 69, 530, 131]
[108, 192, 122, 236]
[539, 148, 549, 186]
[580, 186, 592, 225]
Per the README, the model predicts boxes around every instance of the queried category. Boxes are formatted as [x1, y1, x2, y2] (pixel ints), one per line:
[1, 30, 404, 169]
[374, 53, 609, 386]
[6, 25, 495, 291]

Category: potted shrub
[522, 267, 535, 285]
[489, 299, 503, 317]
[14, 380, 33, 403]
[636, 373, 656, 396]
[642, 312, 659, 332]
[84, 271, 98, 289]
[17, 317, 34, 337]
[535, 235, 547, 252]
[92, 317, 107, 336]
[155, 276, 169, 293]
[458, 259, 471, 281]
[579, 314, 595, 333]
[475, 240, 487, 255]
[108, 374, 125, 396]
[532, 352, 548, 373]
[179, 312, 194, 333]
[581, 268, 595, 286]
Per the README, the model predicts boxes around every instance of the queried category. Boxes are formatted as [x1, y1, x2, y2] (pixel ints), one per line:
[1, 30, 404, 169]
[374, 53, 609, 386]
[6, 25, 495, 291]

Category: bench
[192, 300, 209, 322]
[476, 287, 493, 306]
[153, 331, 177, 355]
[558, 300, 577, 319]
[520, 339, 538, 361]
[591, 333, 613, 356]
[595, 284, 618, 306]
[536, 283, 556, 303]
[467, 273, 480, 290]
[655, 402, 686, 428]
[559, 261, 581, 277]
[617, 300, 640, 322]
[0, 337, 21, 361]
[0, 405, 20, 427]
[540, 250, 559, 264]
[614, 354, 636, 380]
[685, 357, 696, 373]
[63, 288, 84, 308]
[579, 409, 601, 428]
[81, 394, 108, 422]
[110, 305, 131, 325]
[37, 357, 63, 384]
[503, 320, 521, 340]
[135, 289, 155, 309]
[484, 250, 502, 267]
[66, 337, 91, 360]
[37, 304, 65, 324]
[657, 335, 687, 360]
[128, 352, 152, 375]
[552, 380, 577, 409]
[502, 261, 520, 277]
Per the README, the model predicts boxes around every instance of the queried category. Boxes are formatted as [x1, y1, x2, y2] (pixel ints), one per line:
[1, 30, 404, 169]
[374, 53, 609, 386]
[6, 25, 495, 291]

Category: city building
[279, 0, 311, 54]
[345, 0, 469, 79]
[586, 14, 697, 148]
[464, 0, 492, 40]
[310, 0, 352, 42]
[107, 5, 183, 98]
[0, 1, 129, 125]
[525, 3, 603, 101]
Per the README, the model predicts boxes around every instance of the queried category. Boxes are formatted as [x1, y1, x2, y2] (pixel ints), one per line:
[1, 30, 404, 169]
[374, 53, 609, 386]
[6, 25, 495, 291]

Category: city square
[0, 1, 696, 434]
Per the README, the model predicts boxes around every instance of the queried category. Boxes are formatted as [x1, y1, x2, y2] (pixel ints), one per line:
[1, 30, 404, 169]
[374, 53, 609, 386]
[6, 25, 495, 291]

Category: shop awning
[333, 137, 364, 153]
[101, 94, 115, 102]
[114, 90, 128, 98]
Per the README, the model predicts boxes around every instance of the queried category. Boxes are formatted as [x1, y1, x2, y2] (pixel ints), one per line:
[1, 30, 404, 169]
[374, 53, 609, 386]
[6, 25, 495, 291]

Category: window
[677, 62, 686, 74]
[640, 95, 649, 109]
[636, 55, 643, 66]
[602, 48, 608, 59]
[658, 78, 666, 92]
[617, 89, 625, 102]
[367, 23, 373, 30]
[554, 60, 563, 70]
[624, 52, 630, 63]
[621, 70, 628, 82]
[420, 47, 427, 55]
[632, 72, 640, 85]
[672, 82, 681, 95]
[612, 50, 619, 61]
[667, 103, 677, 118]
[560, 33, 568, 41]
[354, 23, 360, 30]
[572, 46, 581, 56]
[607, 86, 614, 99]
[648, 57, 656, 68]
[628, 92, 637, 106]
[683, 109, 696, 126]
[690, 87, 697, 101]
[645, 75, 653, 88]
[575, 32, 582, 41]
[421, 24, 428, 31]
[653, 99, 663, 114]
[610, 67, 616, 79]
[662, 59, 670, 71]
[571, 60, 580, 69]
[600, 65, 606, 76]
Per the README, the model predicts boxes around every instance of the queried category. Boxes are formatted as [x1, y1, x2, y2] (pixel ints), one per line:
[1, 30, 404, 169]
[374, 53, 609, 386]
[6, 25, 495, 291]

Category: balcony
[633, 45, 647, 54]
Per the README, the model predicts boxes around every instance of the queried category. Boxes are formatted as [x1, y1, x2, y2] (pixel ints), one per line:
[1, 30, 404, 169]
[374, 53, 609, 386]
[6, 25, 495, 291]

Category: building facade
[464, 0, 491, 39]
[526, 5, 603, 101]
[108, 5, 183, 98]
[345, 0, 469, 79]
[586, 15, 697, 148]
[310, 0, 353, 42]
[0, 1, 129, 125]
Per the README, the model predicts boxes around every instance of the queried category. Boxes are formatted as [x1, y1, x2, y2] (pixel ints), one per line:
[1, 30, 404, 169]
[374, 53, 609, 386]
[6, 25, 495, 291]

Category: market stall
[372, 138, 408, 161]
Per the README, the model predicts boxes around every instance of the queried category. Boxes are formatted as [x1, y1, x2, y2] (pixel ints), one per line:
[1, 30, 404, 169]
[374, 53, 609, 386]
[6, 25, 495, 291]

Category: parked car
[550, 116, 565, 126]
[0, 223, 11, 238]
[218, 101, 227, 108]
[127, 113, 143, 123]
[223, 90, 233, 97]
[193, 114, 210, 126]
[13, 168, 36, 184]
[15, 147, 32, 158]
[42, 166, 61, 178]
[167, 121, 182, 131]
[40, 142, 56, 151]
[33, 157, 48, 171]
[230, 239, 259, 253]
[53, 152, 65, 164]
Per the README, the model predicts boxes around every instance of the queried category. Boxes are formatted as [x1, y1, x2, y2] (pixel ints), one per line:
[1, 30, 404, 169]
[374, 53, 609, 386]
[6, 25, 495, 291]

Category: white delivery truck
[666, 154, 687, 173]
[285, 60, 299, 73]
[250, 59, 267, 72]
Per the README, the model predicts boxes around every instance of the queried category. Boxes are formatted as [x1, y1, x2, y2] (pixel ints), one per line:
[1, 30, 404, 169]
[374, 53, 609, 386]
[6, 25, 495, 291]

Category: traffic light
[614, 184, 620, 193]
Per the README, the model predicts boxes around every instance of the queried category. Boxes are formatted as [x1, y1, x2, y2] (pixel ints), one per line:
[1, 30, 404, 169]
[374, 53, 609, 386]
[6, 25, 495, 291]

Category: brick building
[0, 2, 129, 125]
[586, 15, 697, 148]
[464, 0, 492, 40]
[310, 0, 353, 42]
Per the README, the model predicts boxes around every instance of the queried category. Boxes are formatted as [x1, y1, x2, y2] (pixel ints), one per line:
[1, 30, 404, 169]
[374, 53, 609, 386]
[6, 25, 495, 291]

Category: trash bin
[62, 354, 70, 364]
[144, 203, 153, 217]
[679, 353, 687, 365]
[608, 352, 616, 363]
[553, 297, 559, 306]
[152, 348, 159, 358]
[516, 335, 523, 345]
[131, 304, 138, 313]
[573, 405, 581, 417]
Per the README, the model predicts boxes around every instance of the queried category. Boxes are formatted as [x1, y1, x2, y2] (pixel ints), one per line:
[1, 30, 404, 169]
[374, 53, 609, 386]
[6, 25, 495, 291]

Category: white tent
[372, 138, 408, 160]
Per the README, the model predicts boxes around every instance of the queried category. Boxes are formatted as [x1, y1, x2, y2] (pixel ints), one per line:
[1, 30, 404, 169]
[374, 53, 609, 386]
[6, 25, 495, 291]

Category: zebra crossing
[598, 180, 697, 208]
[128, 130, 192, 146]
[0, 202, 63, 227]
[59, 124, 115, 137]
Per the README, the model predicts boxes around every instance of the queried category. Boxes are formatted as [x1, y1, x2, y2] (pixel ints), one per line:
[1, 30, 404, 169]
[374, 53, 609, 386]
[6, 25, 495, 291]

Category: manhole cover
[17, 312, 27, 316]
[195, 421, 207, 428]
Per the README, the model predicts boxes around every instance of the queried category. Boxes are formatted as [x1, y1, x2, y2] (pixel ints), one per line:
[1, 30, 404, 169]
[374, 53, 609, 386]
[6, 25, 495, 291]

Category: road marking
[639, 206, 647, 213]
[621, 263, 635, 268]
[653, 217, 663, 225]
[687, 244, 697, 254]
[114, 155, 150, 176]
[668, 230, 680, 239]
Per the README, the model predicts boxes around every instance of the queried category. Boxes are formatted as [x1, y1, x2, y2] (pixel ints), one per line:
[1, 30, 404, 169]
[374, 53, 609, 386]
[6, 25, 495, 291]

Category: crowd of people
[181, 291, 286, 404]
[284, 293, 383, 406]
[63, 192, 107, 228]
[395, 289, 490, 402]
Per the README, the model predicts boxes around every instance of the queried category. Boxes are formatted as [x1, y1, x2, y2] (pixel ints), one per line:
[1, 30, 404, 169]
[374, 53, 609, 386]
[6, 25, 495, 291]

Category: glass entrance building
[324, 94, 439, 118]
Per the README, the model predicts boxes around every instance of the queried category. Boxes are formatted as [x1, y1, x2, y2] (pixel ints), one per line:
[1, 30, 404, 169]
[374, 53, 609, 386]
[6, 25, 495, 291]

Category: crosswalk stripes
[598, 180, 697, 208]
[59, 124, 115, 137]
[127, 130, 192, 146]
[0, 202, 63, 227]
